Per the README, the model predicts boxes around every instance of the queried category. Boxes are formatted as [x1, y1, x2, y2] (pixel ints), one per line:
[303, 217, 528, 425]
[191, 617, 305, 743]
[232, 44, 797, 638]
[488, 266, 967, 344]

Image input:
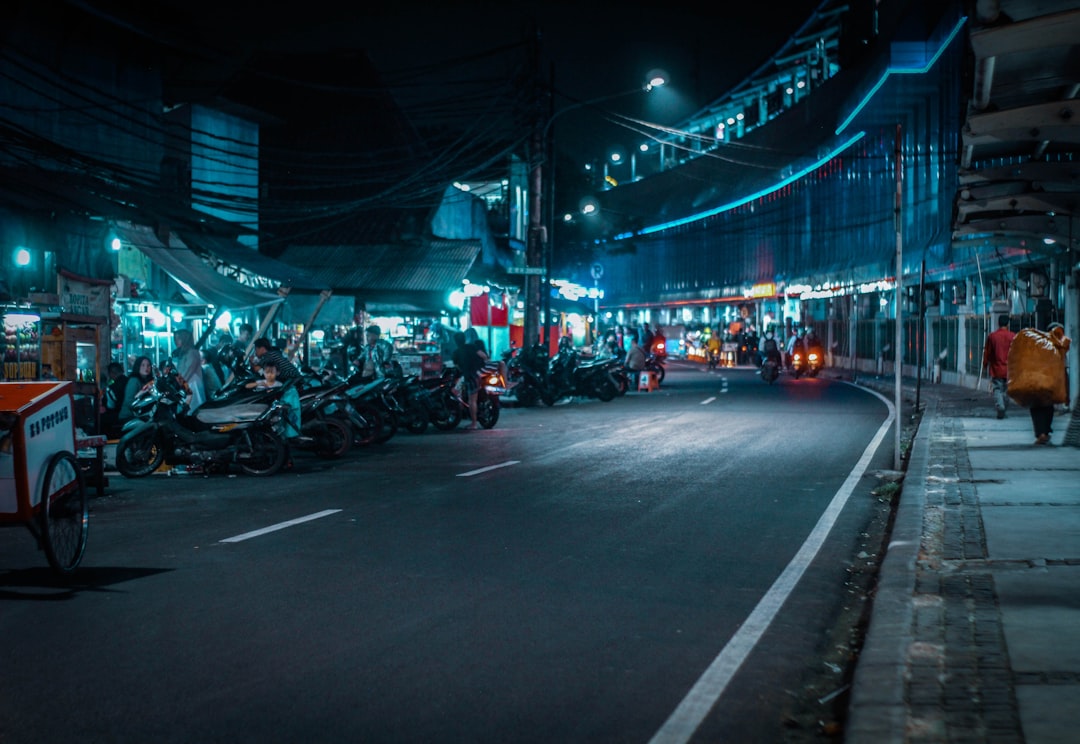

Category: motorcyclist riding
[759, 330, 782, 369]
[803, 327, 824, 361]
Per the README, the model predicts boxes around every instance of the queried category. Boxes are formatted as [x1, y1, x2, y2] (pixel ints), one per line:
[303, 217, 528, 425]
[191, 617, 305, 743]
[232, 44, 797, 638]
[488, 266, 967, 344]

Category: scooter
[115, 370, 289, 477]
[790, 347, 823, 379]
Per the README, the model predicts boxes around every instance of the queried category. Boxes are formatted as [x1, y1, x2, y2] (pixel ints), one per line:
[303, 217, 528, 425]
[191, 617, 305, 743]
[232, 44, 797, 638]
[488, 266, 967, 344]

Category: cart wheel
[39, 450, 88, 575]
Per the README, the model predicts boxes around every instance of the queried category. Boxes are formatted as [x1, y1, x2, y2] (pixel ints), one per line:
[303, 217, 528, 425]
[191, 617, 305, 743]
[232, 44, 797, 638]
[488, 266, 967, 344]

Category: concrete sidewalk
[845, 377, 1080, 743]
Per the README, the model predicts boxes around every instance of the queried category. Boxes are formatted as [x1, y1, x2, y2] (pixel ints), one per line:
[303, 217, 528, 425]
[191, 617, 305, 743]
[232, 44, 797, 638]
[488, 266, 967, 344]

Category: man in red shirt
[982, 314, 1016, 419]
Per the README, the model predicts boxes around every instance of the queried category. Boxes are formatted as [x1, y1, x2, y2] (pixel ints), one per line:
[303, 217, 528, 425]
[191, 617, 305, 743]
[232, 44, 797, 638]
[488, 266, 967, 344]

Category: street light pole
[522, 33, 548, 350]
[534, 73, 668, 352]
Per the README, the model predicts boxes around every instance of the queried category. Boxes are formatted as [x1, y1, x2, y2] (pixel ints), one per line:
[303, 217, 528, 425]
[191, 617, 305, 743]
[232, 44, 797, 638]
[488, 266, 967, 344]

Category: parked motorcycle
[469, 362, 506, 429]
[387, 368, 462, 434]
[505, 344, 549, 408]
[300, 369, 389, 446]
[293, 377, 353, 458]
[115, 370, 289, 477]
[543, 346, 620, 405]
[644, 353, 666, 384]
[421, 364, 505, 430]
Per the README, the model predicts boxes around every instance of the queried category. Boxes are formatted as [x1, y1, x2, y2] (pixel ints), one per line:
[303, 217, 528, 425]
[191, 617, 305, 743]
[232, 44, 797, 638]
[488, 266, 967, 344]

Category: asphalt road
[0, 361, 895, 744]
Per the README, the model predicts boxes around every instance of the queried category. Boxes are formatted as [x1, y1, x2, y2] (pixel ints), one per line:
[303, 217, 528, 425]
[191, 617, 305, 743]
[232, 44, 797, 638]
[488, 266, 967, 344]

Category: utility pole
[542, 61, 555, 353]
[523, 29, 546, 349]
[894, 123, 904, 470]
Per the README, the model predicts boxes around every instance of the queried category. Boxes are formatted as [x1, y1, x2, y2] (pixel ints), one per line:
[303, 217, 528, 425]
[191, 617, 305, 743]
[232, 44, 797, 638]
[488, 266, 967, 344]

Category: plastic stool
[638, 370, 659, 392]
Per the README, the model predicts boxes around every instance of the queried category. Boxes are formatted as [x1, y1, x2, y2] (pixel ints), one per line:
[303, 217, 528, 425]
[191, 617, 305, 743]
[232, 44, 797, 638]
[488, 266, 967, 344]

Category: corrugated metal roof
[274, 238, 480, 294]
[178, 230, 327, 292]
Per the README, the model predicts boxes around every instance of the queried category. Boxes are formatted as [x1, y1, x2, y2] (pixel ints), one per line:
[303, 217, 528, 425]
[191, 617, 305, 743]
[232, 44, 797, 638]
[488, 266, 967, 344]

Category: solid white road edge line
[649, 384, 895, 744]
[457, 460, 521, 477]
[220, 509, 343, 543]
[701, 397, 717, 405]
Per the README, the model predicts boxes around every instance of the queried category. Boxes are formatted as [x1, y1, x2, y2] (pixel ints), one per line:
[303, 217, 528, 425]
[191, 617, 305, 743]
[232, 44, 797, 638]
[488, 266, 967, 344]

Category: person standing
[982, 314, 1015, 419]
[452, 330, 488, 430]
[1008, 322, 1071, 445]
[624, 334, 646, 381]
[250, 337, 302, 383]
[172, 328, 205, 413]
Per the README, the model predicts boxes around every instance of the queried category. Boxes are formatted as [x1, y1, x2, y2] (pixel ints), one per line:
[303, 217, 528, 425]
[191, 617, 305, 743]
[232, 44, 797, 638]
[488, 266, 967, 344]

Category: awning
[177, 231, 327, 292]
[115, 222, 283, 310]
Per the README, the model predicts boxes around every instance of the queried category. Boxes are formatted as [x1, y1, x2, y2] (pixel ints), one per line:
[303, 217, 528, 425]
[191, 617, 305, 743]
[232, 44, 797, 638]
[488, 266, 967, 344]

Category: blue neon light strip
[614, 130, 867, 240]
[613, 15, 968, 242]
[835, 16, 968, 136]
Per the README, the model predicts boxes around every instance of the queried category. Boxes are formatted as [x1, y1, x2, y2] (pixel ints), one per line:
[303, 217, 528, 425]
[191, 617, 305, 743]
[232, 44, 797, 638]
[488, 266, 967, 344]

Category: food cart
[0, 380, 89, 575]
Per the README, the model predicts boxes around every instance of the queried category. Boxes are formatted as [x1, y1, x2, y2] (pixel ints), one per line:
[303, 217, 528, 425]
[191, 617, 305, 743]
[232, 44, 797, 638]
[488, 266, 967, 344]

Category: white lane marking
[701, 397, 716, 405]
[650, 384, 895, 744]
[220, 509, 342, 543]
[457, 460, 521, 477]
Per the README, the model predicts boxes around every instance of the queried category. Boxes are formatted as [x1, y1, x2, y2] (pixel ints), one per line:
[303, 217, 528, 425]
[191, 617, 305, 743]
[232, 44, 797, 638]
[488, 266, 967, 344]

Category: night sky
[121, 0, 824, 166]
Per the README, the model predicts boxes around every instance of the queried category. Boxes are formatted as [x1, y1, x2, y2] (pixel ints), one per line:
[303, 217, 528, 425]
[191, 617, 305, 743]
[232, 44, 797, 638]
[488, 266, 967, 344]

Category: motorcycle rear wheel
[116, 429, 165, 478]
[402, 401, 428, 434]
[375, 408, 398, 443]
[238, 430, 288, 476]
[311, 417, 352, 458]
[593, 379, 617, 402]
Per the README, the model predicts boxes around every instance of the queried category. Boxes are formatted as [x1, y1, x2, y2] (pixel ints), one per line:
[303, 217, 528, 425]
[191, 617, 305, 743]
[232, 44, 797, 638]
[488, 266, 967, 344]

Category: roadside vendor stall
[0, 380, 89, 574]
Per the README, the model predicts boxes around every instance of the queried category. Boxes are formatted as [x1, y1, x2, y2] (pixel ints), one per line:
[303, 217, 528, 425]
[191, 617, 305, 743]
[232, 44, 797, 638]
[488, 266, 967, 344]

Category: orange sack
[1006, 326, 1071, 407]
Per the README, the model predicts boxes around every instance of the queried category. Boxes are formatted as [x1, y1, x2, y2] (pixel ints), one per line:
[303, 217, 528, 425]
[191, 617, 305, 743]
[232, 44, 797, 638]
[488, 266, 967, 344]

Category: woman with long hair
[118, 355, 154, 426]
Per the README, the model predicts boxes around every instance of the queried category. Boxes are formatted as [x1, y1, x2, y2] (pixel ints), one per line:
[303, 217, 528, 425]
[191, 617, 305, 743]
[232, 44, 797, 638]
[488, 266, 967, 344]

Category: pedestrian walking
[982, 314, 1015, 419]
[1007, 322, 1071, 445]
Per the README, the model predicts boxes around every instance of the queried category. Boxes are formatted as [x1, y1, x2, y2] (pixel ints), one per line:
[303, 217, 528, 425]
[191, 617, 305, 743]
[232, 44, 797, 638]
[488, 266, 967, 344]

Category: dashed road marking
[457, 460, 521, 477]
[220, 509, 342, 543]
[701, 397, 716, 405]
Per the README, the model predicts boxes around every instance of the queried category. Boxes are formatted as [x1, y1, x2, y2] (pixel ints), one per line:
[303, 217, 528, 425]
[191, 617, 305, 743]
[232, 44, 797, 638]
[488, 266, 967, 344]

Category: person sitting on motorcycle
[351, 325, 396, 384]
[705, 334, 722, 365]
[760, 331, 782, 369]
[246, 360, 283, 390]
[803, 328, 824, 362]
[785, 328, 803, 369]
[649, 328, 667, 360]
[624, 335, 646, 377]
[250, 337, 302, 385]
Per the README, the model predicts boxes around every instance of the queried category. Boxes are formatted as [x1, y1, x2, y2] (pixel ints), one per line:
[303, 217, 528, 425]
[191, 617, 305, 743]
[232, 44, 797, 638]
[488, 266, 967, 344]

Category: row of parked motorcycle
[503, 341, 665, 408]
[112, 341, 666, 479]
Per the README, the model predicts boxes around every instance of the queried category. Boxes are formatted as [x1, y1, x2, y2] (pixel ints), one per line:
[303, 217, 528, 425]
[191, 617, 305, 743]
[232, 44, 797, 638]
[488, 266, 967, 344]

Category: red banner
[469, 292, 508, 327]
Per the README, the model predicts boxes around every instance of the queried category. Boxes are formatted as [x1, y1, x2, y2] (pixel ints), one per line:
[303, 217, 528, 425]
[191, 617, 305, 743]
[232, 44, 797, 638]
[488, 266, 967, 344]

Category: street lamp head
[645, 69, 669, 91]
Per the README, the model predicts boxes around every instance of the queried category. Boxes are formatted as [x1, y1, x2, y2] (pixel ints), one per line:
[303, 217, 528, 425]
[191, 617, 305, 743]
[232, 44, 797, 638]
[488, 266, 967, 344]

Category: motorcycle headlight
[809, 353, 819, 362]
